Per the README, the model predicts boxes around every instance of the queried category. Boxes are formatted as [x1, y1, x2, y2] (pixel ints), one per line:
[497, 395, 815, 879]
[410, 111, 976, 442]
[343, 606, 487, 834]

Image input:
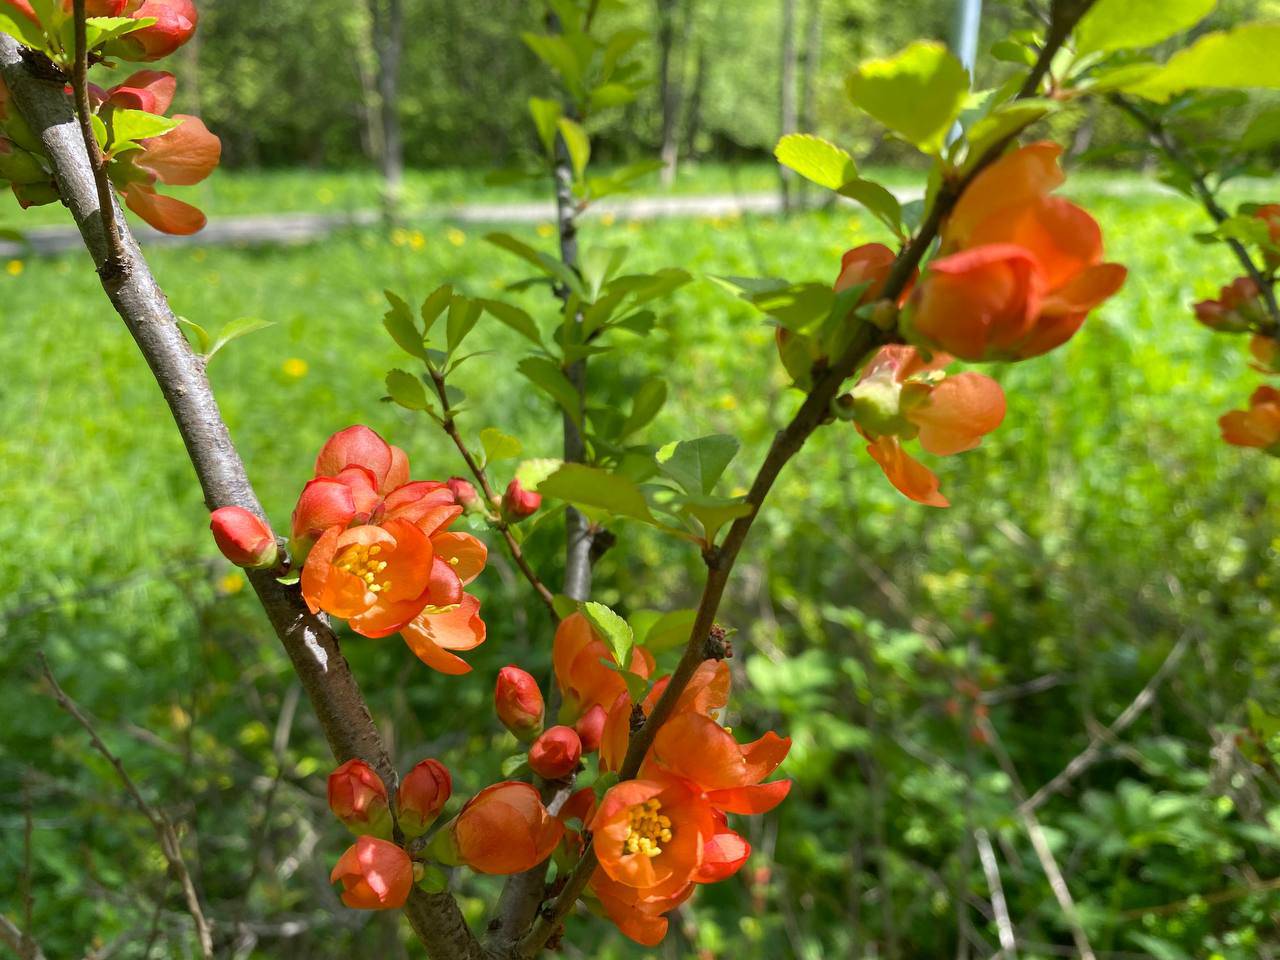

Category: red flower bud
[397, 759, 451, 838]
[574, 703, 607, 754]
[209, 506, 277, 569]
[327, 759, 392, 838]
[291, 477, 357, 543]
[446, 476, 481, 512]
[329, 836, 412, 910]
[501, 479, 541, 521]
[529, 725, 582, 779]
[445, 781, 563, 874]
[495, 665, 545, 741]
[105, 0, 198, 61]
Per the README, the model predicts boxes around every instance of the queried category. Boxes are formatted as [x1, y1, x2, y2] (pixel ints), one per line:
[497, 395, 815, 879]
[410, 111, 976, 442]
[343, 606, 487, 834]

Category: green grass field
[4, 170, 1280, 958]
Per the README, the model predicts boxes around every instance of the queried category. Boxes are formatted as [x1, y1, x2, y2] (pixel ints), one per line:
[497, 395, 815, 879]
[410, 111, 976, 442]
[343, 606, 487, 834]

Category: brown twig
[70, 0, 127, 279]
[517, 4, 1097, 952]
[0, 35, 485, 960]
[1110, 94, 1280, 330]
[38, 653, 214, 959]
[427, 367, 559, 619]
[975, 828, 1019, 959]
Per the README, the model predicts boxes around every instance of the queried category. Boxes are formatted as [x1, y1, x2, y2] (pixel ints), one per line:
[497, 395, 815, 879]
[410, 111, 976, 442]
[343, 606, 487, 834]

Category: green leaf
[385, 369, 429, 410]
[582, 601, 634, 669]
[1129, 23, 1280, 101]
[206, 317, 274, 361]
[551, 593, 580, 620]
[655, 434, 740, 495]
[383, 290, 426, 359]
[480, 427, 522, 463]
[557, 117, 591, 181]
[838, 178, 903, 235]
[477, 298, 542, 345]
[1075, 0, 1214, 55]
[528, 97, 562, 157]
[0, 11, 48, 49]
[588, 82, 636, 112]
[485, 232, 586, 300]
[621, 378, 667, 437]
[679, 495, 754, 544]
[501, 753, 531, 778]
[90, 114, 108, 151]
[446, 296, 482, 354]
[522, 32, 583, 89]
[517, 357, 582, 426]
[178, 317, 211, 354]
[774, 134, 857, 189]
[961, 99, 1057, 172]
[846, 40, 970, 152]
[416, 864, 448, 894]
[420, 284, 454, 332]
[537, 462, 655, 522]
[1241, 107, 1280, 151]
[636, 608, 697, 653]
[712, 276, 835, 334]
[108, 109, 180, 148]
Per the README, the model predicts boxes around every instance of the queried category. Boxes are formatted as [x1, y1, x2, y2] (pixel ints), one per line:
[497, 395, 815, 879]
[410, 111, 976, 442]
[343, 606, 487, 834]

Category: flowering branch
[517, 3, 1097, 952]
[69, 0, 127, 276]
[426, 366, 560, 620]
[0, 34, 485, 960]
[39, 652, 214, 959]
[1110, 93, 1280, 332]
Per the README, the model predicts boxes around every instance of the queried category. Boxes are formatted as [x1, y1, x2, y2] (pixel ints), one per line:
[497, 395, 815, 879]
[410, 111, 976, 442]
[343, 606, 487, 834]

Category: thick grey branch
[0, 34, 482, 960]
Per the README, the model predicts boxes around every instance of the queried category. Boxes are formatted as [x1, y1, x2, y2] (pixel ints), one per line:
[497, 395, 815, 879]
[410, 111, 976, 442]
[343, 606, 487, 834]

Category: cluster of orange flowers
[780, 142, 1127, 506]
[0, 0, 220, 233]
[1206, 206, 1280, 454]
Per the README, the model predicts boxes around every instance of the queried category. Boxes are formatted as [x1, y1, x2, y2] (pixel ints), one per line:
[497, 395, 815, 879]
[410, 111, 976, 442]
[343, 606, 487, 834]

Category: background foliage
[3, 1, 1280, 959]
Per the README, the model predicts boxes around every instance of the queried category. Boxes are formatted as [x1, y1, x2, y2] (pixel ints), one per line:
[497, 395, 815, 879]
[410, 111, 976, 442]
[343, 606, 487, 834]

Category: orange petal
[865, 436, 949, 508]
[135, 115, 221, 186]
[1041, 261, 1128, 316]
[432, 532, 488, 586]
[945, 141, 1065, 251]
[908, 372, 1006, 456]
[123, 184, 206, 235]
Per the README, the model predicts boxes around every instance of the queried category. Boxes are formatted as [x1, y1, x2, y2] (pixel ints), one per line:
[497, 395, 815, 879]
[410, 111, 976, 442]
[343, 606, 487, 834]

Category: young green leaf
[205, 317, 274, 361]
[556, 117, 591, 181]
[480, 427, 522, 463]
[177, 317, 212, 354]
[385, 369, 429, 410]
[528, 97, 563, 157]
[1075, 0, 1215, 55]
[655, 434, 740, 495]
[621, 377, 668, 437]
[446, 296, 482, 354]
[537, 462, 655, 522]
[383, 290, 426, 359]
[517, 357, 583, 425]
[582, 601, 634, 670]
[837, 178, 904, 236]
[846, 41, 969, 153]
[109, 109, 181, 148]
[1128, 23, 1280, 101]
[420, 284, 454, 333]
[774, 134, 857, 190]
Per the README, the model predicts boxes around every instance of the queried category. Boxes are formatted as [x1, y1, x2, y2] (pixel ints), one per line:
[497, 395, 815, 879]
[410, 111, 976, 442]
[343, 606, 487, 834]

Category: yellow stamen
[624, 797, 672, 859]
[335, 542, 393, 596]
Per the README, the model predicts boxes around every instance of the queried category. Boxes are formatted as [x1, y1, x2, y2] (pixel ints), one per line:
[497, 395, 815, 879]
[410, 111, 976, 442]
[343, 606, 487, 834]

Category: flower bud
[0, 137, 46, 185]
[495, 665, 545, 742]
[1251, 334, 1280, 374]
[448, 781, 563, 874]
[327, 759, 392, 838]
[528, 725, 582, 779]
[397, 759, 451, 838]
[104, 0, 198, 61]
[209, 506, 278, 569]
[501, 478, 541, 522]
[329, 836, 412, 910]
[446, 477, 482, 513]
[574, 703, 607, 754]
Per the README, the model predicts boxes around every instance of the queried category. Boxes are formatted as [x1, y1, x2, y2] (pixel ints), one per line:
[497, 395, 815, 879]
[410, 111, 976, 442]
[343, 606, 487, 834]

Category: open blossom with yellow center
[625, 798, 672, 858]
[336, 542, 390, 594]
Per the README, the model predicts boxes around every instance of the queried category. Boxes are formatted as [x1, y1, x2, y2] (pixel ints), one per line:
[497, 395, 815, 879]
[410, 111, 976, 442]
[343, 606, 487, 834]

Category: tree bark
[656, 0, 683, 186]
[369, 0, 405, 221]
[778, 0, 798, 214]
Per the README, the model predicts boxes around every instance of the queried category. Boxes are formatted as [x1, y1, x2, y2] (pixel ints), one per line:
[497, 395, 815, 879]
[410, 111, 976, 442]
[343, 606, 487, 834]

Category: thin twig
[1111, 94, 1280, 329]
[1021, 631, 1193, 812]
[0, 914, 45, 960]
[517, 3, 1098, 952]
[70, 0, 127, 276]
[427, 366, 559, 619]
[38, 653, 214, 960]
[975, 829, 1018, 959]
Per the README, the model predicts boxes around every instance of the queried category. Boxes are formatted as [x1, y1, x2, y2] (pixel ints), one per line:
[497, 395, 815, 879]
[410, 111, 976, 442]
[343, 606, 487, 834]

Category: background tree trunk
[656, 0, 685, 186]
[778, 0, 798, 214]
[368, 0, 405, 222]
[796, 0, 822, 207]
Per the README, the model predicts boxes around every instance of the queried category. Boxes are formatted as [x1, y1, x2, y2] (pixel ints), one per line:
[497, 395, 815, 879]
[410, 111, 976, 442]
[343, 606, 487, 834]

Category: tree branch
[517, 4, 1097, 951]
[0, 35, 484, 960]
[39, 653, 214, 960]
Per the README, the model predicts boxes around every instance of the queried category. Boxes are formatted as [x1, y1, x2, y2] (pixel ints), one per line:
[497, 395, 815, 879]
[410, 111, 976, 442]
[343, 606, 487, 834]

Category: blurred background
[4, 1, 1280, 958]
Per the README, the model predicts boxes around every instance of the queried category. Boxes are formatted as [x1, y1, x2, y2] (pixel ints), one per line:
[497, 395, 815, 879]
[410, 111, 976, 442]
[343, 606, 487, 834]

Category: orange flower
[1220, 386, 1280, 451]
[1250, 335, 1279, 374]
[296, 426, 489, 672]
[447, 782, 563, 875]
[1194, 277, 1264, 333]
[528, 725, 582, 779]
[591, 776, 715, 899]
[600, 660, 731, 774]
[397, 759, 451, 838]
[589, 868, 694, 946]
[552, 612, 655, 721]
[646, 712, 791, 815]
[851, 345, 1005, 507]
[1256, 204, 1280, 267]
[494, 665, 545, 741]
[909, 142, 1126, 361]
[209, 506, 277, 569]
[327, 759, 392, 837]
[329, 836, 412, 910]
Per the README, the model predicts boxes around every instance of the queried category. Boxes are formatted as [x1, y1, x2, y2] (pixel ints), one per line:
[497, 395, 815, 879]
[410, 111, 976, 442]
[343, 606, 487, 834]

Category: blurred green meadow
[3, 170, 1280, 959]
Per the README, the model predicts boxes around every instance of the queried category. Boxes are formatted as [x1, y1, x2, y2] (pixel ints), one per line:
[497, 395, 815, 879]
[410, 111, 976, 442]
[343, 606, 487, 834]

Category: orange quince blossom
[1220, 386, 1280, 452]
[327, 759, 392, 837]
[1250, 335, 1279, 374]
[851, 344, 1006, 508]
[552, 612, 655, 721]
[600, 659, 731, 774]
[329, 836, 413, 910]
[589, 867, 695, 946]
[908, 141, 1127, 362]
[296, 425, 489, 672]
[1194, 277, 1264, 333]
[1256, 204, 1280, 267]
[446, 781, 563, 875]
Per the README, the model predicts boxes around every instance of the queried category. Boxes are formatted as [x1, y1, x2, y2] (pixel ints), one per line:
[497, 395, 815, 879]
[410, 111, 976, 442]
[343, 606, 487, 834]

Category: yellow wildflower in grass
[6, 259, 23, 276]
[282, 357, 309, 378]
[536, 222, 556, 239]
[390, 227, 410, 247]
[446, 227, 467, 247]
[217, 572, 245, 595]
[409, 230, 426, 251]
[600, 211, 617, 227]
